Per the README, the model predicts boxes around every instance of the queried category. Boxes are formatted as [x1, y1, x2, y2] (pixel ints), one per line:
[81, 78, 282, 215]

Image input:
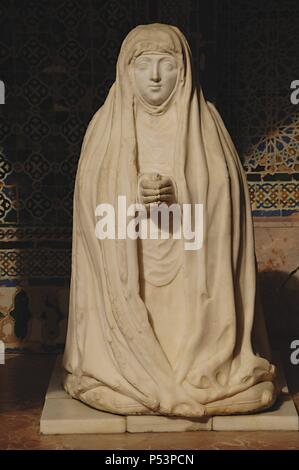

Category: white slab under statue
[40, 356, 298, 433]
[62, 23, 279, 419]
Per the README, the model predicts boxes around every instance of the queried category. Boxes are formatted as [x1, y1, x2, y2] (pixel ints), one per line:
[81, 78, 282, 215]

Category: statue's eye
[136, 61, 149, 70]
[162, 61, 175, 71]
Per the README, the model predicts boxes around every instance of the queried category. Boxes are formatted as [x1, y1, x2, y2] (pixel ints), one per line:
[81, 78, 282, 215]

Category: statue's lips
[149, 85, 162, 90]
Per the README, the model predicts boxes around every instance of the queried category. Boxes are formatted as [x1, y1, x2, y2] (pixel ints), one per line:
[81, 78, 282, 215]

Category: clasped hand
[138, 173, 176, 211]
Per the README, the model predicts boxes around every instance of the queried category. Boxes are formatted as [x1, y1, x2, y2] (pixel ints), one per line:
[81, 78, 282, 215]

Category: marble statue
[63, 23, 279, 417]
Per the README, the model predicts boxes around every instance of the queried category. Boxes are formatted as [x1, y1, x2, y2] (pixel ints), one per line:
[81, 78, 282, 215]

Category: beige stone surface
[40, 398, 126, 434]
[254, 220, 299, 346]
[127, 415, 212, 432]
[0, 286, 17, 314]
[254, 219, 299, 273]
[212, 394, 298, 431]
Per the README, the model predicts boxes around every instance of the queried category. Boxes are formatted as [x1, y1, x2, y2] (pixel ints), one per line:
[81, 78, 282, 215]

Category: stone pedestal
[40, 356, 298, 434]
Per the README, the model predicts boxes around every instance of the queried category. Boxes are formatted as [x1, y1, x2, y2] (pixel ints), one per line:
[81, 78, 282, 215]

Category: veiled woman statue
[63, 24, 278, 417]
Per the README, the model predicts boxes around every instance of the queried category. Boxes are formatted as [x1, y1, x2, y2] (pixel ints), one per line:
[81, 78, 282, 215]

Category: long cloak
[63, 24, 276, 417]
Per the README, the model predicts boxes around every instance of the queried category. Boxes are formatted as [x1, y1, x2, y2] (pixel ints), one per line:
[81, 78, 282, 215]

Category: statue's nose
[150, 64, 161, 82]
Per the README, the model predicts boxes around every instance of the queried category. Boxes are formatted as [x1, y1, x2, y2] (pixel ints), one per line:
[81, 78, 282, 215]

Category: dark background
[0, 0, 298, 351]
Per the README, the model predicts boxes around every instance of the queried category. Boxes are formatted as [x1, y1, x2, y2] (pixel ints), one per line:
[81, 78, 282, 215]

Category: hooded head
[116, 23, 195, 115]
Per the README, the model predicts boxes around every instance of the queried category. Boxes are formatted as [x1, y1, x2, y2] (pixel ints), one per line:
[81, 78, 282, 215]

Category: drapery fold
[63, 24, 276, 417]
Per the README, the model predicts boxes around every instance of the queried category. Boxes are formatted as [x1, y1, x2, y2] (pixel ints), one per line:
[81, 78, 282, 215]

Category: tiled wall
[0, 0, 298, 352]
[216, 0, 299, 216]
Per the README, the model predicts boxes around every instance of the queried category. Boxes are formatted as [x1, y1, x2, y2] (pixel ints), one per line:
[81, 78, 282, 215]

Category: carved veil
[63, 24, 277, 417]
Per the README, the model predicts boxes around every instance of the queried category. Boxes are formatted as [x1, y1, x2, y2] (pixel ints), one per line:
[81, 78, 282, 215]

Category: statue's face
[133, 53, 178, 106]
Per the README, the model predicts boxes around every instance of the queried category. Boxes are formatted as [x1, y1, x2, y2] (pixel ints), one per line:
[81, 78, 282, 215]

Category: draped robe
[63, 24, 277, 417]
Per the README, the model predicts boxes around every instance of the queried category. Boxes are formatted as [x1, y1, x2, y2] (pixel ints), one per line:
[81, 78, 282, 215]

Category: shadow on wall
[258, 270, 299, 394]
[0, 353, 56, 413]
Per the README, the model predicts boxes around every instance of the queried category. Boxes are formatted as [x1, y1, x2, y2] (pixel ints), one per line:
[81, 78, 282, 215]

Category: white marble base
[127, 415, 211, 432]
[40, 356, 298, 434]
[212, 394, 298, 431]
[40, 397, 126, 434]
